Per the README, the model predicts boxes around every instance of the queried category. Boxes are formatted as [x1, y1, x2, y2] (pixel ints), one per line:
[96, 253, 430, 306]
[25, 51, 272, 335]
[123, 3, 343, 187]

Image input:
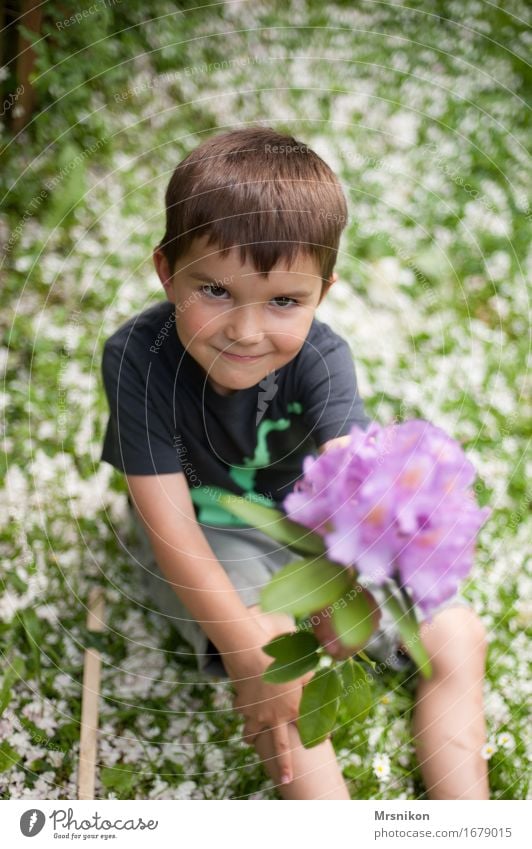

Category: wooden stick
[78, 587, 105, 800]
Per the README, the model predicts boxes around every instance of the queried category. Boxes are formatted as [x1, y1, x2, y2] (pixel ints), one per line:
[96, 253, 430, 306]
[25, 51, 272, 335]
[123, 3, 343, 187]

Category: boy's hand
[223, 637, 314, 786]
[311, 587, 382, 660]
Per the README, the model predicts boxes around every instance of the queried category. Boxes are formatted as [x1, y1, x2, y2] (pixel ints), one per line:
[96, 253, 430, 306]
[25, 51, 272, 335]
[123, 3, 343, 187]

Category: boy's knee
[463, 608, 488, 655]
[423, 606, 488, 675]
[448, 607, 488, 657]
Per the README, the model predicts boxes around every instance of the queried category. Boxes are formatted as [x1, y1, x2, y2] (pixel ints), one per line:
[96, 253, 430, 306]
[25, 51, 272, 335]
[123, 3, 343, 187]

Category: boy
[101, 126, 490, 800]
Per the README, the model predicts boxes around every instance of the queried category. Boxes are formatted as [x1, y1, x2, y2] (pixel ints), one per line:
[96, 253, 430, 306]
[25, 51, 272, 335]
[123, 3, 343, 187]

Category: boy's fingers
[241, 718, 264, 745]
[271, 723, 293, 785]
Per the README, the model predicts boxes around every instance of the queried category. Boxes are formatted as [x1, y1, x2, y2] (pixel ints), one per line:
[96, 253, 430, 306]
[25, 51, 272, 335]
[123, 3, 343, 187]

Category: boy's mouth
[217, 349, 266, 362]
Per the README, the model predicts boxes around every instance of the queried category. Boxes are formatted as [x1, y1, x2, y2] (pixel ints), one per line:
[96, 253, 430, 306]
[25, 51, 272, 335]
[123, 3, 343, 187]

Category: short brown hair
[156, 125, 348, 286]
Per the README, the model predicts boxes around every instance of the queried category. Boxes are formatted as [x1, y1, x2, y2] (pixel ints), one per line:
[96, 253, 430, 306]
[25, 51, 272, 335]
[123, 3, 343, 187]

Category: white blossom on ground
[372, 754, 391, 781]
[481, 741, 497, 760]
[496, 733, 515, 751]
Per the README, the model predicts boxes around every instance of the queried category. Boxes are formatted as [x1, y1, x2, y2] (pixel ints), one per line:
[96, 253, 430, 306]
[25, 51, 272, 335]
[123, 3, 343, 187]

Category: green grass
[1, 0, 530, 799]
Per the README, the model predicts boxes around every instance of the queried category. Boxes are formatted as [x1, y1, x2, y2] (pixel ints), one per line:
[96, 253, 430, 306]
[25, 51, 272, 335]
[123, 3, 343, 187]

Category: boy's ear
[153, 247, 175, 302]
[318, 271, 338, 305]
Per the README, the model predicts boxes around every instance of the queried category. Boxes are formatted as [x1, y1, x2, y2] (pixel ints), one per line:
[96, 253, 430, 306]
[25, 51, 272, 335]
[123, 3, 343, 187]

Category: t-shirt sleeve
[297, 329, 371, 446]
[100, 339, 182, 475]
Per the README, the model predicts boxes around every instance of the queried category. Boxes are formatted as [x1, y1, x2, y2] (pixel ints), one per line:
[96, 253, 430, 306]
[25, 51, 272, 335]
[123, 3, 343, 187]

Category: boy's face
[153, 235, 336, 396]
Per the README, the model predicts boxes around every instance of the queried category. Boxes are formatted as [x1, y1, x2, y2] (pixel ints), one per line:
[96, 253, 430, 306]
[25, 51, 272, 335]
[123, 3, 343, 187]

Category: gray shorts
[127, 505, 469, 678]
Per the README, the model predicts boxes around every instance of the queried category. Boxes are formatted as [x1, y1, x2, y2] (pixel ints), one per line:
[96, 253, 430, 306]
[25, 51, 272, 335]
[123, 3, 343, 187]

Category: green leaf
[79, 628, 110, 654]
[0, 741, 20, 773]
[341, 658, 373, 721]
[331, 589, 374, 647]
[20, 609, 41, 678]
[262, 652, 320, 683]
[260, 558, 353, 617]
[8, 571, 28, 593]
[356, 650, 377, 670]
[217, 492, 326, 555]
[55, 721, 79, 747]
[298, 667, 341, 748]
[0, 655, 25, 719]
[18, 24, 41, 47]
[0, 655, 25, 691]
[100, 765, 137, 797]
[0, 688, 12, 720]
[20, 608, 41, 639]
[263, 631, 320, 661]
[42, 144, 87, 229]
[381, 588, 433, 679]
[262, 631, 321, 682]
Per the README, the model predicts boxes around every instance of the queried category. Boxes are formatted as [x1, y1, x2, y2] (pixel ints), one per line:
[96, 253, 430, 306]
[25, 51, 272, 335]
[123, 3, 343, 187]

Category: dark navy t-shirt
[101, 300, 370, 525]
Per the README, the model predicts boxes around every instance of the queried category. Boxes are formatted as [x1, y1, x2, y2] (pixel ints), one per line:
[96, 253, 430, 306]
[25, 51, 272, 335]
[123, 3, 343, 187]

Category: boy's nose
[224, 307, 266, 346]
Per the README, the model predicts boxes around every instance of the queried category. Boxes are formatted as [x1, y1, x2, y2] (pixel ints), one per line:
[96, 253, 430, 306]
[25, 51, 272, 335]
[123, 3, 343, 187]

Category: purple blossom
[283, 420, 491, 616]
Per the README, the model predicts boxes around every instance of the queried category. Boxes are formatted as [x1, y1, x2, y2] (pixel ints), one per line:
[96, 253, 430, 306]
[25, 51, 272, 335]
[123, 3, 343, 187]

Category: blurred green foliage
[0, 0, 224, 245]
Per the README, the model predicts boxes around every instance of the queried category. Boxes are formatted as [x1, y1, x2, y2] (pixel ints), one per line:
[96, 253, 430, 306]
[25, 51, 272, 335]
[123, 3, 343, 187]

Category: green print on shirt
[191, 402, 303, 526]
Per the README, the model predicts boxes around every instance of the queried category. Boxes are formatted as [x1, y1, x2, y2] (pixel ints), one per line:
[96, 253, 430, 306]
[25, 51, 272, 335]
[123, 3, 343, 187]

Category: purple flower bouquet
[217, 419, 490, 747]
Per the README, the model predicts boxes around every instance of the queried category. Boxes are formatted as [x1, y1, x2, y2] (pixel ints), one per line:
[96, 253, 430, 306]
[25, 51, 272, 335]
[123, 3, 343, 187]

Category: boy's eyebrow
[189, 271, 314, 297]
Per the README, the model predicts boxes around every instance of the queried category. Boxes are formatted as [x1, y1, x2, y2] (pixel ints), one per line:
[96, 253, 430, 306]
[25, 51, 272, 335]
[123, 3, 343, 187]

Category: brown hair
[156, 125, 348, 287]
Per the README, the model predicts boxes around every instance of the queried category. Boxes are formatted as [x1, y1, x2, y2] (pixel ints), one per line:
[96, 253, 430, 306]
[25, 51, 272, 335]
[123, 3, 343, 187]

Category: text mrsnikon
[375, 811, 430, 821]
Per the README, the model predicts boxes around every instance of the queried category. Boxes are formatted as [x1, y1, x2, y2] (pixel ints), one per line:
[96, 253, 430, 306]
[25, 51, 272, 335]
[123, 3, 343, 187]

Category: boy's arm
[126, 471, 268, 674]
[126, 471, 314, 785]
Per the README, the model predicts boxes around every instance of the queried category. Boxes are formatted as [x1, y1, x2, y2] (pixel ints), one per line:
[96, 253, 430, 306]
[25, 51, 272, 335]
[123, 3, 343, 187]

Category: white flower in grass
[368, 725, 384, 748]
[497, 732, 515, 751]
[204, 746, 225, 772]
[480, 740, 497, 760]
[372, 753, 391, 781]
[48, 750, 64, 768]
[485, 690, 510, 724]
[149, 779, 170, 799]
[174, 780, 197, 800]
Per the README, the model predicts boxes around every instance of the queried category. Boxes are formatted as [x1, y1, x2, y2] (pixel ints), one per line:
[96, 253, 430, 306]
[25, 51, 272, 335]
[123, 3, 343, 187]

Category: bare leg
[253, 722, 350, 800]
[246, 604, 350, 800]
[410, 606, 490, 799]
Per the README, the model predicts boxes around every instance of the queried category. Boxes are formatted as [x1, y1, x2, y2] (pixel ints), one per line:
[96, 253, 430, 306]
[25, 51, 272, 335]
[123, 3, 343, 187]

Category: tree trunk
[12, 0, 43, 133]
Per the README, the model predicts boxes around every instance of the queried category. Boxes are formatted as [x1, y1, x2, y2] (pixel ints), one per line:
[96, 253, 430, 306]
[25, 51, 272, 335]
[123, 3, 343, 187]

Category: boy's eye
[201, 284, 229, 298]
[200, 285, 297, 309]
[271, 296, 298, 309]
